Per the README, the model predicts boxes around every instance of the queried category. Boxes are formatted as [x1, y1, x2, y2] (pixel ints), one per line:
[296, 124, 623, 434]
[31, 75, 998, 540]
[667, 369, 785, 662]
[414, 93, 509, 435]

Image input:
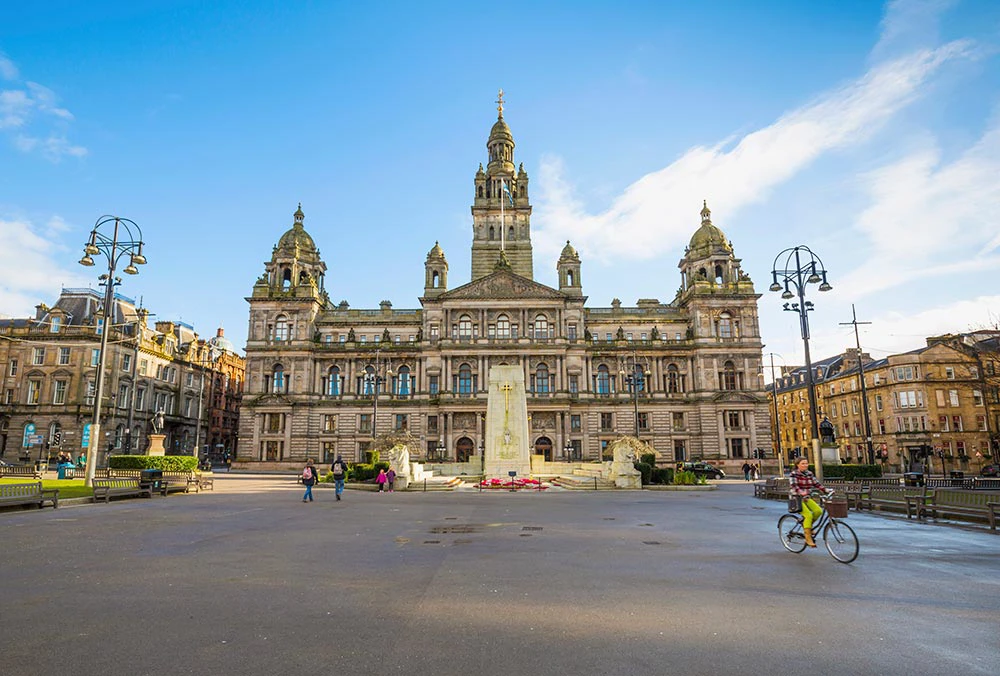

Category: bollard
[594, 476, 598, 491]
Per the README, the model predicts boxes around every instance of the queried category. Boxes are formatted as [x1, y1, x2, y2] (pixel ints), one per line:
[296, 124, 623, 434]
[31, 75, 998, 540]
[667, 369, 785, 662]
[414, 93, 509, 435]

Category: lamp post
[365, 348, 392, 449]
[769, 245, 832, 482]
[765, 352, 785, 477]
[619, 348, 650, 439]
[78, 216, 146, 487]
[193, 345, 221, 459]
[564, 440, 574, 462]
[840, 304, 875, 465]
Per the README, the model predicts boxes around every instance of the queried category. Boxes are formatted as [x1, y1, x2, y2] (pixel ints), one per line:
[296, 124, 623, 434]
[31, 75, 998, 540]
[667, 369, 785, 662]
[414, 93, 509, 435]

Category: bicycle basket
[825, 498, 849, 518]
[787, 495, 802, 513]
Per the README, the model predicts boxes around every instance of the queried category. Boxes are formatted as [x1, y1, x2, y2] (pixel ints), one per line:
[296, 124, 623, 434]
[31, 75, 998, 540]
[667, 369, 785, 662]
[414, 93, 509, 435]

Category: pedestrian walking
[742, 461, 752, 481]
[330, 455, 346, 501]
[386, 468, 396, 492]
[376, 468, 387, 493]
[302, 459, 317, 503]
[753, 462, 762, 480]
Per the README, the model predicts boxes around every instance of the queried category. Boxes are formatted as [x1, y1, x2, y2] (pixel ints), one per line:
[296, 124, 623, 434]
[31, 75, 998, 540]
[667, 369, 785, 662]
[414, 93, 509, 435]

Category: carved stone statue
[151, 409, 165, 434]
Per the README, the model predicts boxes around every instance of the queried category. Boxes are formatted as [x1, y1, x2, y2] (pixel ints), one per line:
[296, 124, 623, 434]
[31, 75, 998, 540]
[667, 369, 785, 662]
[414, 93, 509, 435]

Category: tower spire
[496, 88, 505, 118]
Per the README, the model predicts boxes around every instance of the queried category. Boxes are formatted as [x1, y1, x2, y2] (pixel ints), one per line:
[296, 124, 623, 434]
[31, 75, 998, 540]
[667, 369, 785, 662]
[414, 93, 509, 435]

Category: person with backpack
[302, 459, 317, 503]
[330, 455, 346, 501]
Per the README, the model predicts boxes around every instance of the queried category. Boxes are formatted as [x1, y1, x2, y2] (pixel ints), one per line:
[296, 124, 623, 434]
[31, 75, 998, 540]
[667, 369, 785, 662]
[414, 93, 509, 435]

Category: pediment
[440, 270, 565, 300]
[712, 391, 763, 403]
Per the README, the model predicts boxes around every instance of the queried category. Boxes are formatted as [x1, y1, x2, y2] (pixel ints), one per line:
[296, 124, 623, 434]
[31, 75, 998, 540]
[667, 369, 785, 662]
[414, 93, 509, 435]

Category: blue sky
[2, 0, 999, 372]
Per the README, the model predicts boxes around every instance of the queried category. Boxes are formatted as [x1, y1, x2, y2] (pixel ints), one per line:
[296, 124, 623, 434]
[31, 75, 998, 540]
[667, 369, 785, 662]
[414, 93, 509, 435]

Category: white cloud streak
[0, 52, 17, 80]
[532, 41, 972, 263]
[0, 217, 90, 316]
[0, 55, 86, 160]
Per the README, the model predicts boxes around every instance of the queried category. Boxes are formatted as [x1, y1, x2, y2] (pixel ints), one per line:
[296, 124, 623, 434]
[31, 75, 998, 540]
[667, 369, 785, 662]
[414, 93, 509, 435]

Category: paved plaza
[1, 476, 998, 676]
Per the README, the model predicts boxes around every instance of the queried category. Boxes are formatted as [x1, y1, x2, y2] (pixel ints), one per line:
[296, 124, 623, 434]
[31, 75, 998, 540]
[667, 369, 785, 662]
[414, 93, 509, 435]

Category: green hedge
[634, 462, 653, 486]
[108, 455, 198, 471]
[651, 468, 674, 485]
[640, 453, 657, 467]
[326, 461, 390, 483]
[820, 464, 883, 480]
[673, 469, 699, 485]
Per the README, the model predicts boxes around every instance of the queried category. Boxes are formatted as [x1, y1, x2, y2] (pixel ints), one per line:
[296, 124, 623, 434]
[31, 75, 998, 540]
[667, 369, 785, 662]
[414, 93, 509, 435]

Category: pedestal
[147, 434, 166, 456]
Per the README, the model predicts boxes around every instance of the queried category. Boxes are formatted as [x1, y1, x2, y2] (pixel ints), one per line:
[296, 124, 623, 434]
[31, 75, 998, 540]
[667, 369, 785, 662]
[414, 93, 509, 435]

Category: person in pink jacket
[376, 468, 387, 493]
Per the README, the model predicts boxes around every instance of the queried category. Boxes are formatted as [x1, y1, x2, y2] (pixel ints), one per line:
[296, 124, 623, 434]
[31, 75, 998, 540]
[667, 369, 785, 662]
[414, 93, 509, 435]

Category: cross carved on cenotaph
[500, 382, 513, 413]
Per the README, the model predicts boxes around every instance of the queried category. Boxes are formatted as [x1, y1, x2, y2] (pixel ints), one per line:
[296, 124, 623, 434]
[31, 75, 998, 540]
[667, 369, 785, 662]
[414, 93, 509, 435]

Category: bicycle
[778, 490, 859, 564]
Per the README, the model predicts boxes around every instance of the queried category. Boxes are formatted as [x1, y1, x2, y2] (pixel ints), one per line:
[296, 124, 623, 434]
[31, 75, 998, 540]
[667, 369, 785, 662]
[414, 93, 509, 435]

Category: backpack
[303, 467, 313, 481]
[331, 461, 344, 478]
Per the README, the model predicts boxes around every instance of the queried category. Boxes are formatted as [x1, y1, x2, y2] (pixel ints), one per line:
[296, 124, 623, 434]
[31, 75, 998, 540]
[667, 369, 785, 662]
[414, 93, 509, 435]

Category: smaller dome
[489, 117, 513, 144]
[688, 201, 731, 254]
[277, 203, 317, 253]
[426, 241, 446, 261]
[560, 240, 579, 259]
[208, 328, 236, 355]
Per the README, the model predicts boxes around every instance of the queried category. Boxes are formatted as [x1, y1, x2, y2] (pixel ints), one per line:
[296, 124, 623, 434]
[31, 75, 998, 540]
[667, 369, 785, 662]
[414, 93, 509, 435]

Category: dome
[559, 240, 579, 260]
[687, 201, 731, 255]
[276, 203, 318, 254]
[489, 117, 513, 143]
[208, 328, 236, 355]
[426, 241, 446, 261]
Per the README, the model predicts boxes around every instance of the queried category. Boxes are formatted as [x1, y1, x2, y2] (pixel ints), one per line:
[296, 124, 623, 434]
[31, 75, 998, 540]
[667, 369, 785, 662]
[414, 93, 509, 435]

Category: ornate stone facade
[239, 101, 771, 470]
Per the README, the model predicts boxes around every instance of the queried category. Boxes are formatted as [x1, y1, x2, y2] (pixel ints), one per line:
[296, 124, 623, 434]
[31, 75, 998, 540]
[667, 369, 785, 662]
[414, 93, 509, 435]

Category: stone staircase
[550, 474, 616, 490]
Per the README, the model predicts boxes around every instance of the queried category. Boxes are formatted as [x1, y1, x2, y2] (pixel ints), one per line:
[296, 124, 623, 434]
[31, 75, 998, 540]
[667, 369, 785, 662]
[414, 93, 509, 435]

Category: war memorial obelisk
[484, 365, 531, 479]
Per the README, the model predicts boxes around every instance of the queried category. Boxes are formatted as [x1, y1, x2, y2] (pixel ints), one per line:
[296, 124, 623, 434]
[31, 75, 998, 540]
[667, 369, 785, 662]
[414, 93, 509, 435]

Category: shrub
[640, 453, 657, 467]
[673, 470, 698, 485]
[651, 468, 674, 485]
[634, 461, 652, 486]
[108, 455, 198, 472]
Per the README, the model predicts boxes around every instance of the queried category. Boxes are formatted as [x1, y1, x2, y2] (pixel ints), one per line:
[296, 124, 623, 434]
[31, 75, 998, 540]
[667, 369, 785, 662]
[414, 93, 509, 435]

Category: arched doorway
[456, 436, 474, 463]
[534, 436, 553, 461]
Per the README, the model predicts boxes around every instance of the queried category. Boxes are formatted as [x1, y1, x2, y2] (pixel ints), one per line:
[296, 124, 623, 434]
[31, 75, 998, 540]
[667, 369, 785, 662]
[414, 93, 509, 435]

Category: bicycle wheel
[823, 519, 859, 564]
[778, 514, 807, 553]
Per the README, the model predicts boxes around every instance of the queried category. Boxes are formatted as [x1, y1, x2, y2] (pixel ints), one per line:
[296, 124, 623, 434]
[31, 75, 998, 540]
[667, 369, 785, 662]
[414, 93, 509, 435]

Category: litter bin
[903, 472, 924, 487]
[140, 469, 164, 491]
[949, 470, 965, 486]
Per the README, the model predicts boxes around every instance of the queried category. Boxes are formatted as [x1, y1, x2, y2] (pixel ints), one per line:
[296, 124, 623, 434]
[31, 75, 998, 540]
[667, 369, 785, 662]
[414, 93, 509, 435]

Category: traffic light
[53, 431, 62, 446]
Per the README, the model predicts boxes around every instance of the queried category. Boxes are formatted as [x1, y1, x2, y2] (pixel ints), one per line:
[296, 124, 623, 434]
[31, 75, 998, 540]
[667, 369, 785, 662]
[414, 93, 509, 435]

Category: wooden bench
[194, 473, 214, 491]
[926, 477, 974, 489]
[753, 477, 788, 499]
[860, 486, 927, 514]
[0, 465, 44, 479]
[92, 478, 153, 503]
[911, 489, 1000, 530]
[973, 478, 1000, 490]
[108, 469, 201, 493]
[0, 482, 59, 509]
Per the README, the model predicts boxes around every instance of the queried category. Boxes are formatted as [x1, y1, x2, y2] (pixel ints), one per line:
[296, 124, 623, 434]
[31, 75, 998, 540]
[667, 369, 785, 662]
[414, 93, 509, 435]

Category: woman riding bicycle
[790, 456, 828, 547]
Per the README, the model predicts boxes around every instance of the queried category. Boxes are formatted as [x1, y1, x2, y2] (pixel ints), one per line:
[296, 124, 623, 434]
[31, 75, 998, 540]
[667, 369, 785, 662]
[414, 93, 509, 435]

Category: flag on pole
[501, 179, 514, 207]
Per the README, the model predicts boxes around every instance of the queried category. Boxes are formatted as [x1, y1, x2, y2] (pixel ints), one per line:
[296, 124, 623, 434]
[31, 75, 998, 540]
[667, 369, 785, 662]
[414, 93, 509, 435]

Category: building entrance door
[534, 436, 552, 461]
[456, 437, 474, 463]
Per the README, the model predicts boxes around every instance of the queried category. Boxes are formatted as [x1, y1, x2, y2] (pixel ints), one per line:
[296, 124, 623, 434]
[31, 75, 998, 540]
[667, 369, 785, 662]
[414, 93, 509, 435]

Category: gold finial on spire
[496, 88, 505, 117]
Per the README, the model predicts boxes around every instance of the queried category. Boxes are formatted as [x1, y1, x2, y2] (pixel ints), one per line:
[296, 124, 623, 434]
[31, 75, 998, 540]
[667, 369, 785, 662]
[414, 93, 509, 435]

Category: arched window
[326, 366, 341, 396]
[271, 364, 286, 393]
[496, 314, 511, 339]
[478, 185, 483, 198]
[488, 226, 495, 240]
[534, 314, 549, 340]
[717, 312, 734, 339]
[274, 315, 290, 341]
[394, 366, 411, 396]
[566, 270, 575, 286]
[115, 423, 126, 449]
[667, 364, 682, 393]
[458, 314, 473, 340]
[714, 264, 724, 284]
[508, 225, 515, 241]
[432, 271, 440, 288]
[534, 363, 550, 394]
[281, 268, 292, 290]
[720, 360, 738, 390]
[458, 363, 473, 394]
[595, 364, 611, 395]
[362, 365, 376, 396]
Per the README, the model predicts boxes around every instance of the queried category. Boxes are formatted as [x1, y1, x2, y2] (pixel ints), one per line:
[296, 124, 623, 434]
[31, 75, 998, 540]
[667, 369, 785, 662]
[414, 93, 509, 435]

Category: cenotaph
[484, 365, 531, 479]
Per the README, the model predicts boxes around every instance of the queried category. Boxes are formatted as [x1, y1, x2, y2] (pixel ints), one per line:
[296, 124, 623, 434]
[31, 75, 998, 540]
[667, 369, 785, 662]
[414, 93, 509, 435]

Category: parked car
[980, 464, 999, 477]
[677, 462, 726, 479]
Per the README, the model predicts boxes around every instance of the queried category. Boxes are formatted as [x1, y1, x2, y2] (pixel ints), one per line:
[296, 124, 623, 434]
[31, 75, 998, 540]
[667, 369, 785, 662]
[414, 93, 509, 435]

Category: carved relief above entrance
[453, 412, 478, 430]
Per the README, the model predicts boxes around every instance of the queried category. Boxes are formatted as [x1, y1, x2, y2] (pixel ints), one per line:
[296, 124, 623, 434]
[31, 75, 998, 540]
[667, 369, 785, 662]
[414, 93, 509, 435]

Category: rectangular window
[339, 334, 347, 343]
[32, 347, 45, 365]
[8, 359, 16, 377]
[977, 415, 987, 431]
[570, 414, 581, 432]
[90, 349, 100, 367]
[27, 379, 41, 404]
[53, 380, 67, 405]
[605, 333, 612, 342]
[429, 376, 439, 396]
[600, 412, 613, 432]
[945, 367, 955, 380]
[136, 388, 145, 411]
[568, 324, 577, 341]
[118, 384, 129, 408]
[637, 412, 649, 431]
[184, 398, 193, 417]
[875, 394, 883, 411]
[939, 415, 949, 432]
[728, 438, 746, 458]
[949, 390, 959, 407]
[973, 390, 984, 406]
[122, 354, 132, 372]
[852, 399, 859, 414]
[394, 414, 408, 431]
[726, 411, 741, 428]
[878, 419, 886, 434]
[952, 415, 963, 432]
[427, 415, 438, 434]
[359, 414, 372, 433]
[569, 375, 579, 394]
[323, 415, 337, 432]
[672, 412, 684, 431]
[59, 347, 71, 365]
[5, 389, 13, 404]
[186, 372, 194, 387]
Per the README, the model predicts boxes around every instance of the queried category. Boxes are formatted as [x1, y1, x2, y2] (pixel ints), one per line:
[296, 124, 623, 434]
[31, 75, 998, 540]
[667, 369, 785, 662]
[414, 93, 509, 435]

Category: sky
[1, 0, 999, 374]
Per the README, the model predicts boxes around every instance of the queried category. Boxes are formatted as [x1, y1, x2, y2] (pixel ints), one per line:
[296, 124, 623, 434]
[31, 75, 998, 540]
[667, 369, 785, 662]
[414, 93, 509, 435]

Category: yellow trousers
[801, 498, 822, 530]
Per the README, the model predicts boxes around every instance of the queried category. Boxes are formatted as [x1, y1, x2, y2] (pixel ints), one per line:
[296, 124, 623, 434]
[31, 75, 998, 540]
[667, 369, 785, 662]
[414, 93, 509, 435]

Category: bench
[860, 486, 927, 514]
[911, 489, 1000, 530]
[0, 482, 59, 509]
[195, 473, 214, 491]
[0, 465, 44, 480]
[108, 469, 201, 493]
[753, 477, 788, 499]
[973, 478, 1000, 490]
[92, 478, 153, 503]
[926, 477, 974, 489]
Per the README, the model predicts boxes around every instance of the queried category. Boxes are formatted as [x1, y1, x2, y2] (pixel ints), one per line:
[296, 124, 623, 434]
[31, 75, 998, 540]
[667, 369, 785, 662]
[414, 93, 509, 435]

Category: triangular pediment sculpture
[440, 270, 565, 300]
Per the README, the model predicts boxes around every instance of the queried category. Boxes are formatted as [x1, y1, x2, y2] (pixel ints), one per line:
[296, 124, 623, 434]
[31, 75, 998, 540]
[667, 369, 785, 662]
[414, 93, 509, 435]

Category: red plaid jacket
[789, 469, 824, 497]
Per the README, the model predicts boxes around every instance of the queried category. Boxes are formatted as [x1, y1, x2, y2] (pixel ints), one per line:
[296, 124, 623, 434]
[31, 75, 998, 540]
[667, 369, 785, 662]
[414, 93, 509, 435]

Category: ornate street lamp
[769, 245, 831, 481]
[78, 216, 147, 487]
[365, 348, 392, 446]
[619, 347, 651, 439]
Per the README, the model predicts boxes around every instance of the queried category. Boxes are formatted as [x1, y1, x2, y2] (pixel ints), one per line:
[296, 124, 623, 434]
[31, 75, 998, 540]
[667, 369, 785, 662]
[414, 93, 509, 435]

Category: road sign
[28, 434, 44, 445]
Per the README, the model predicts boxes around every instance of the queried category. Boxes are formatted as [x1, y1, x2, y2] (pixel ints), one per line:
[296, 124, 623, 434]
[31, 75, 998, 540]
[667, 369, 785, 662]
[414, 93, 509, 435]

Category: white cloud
[873, 0, 957, 61]
[0, 217, 90, 316]
[532, 41, 971, 263]
[13, 134, 88, 161]
[0, 89, 32, 128]
[0, 52, 17, 80]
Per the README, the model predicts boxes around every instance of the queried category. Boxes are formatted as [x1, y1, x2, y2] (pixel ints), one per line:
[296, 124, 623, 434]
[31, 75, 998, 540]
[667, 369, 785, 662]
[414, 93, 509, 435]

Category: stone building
[769, 336, 996, 474]
[238, 99, 772, 471]
[0, 288, 243, 463]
